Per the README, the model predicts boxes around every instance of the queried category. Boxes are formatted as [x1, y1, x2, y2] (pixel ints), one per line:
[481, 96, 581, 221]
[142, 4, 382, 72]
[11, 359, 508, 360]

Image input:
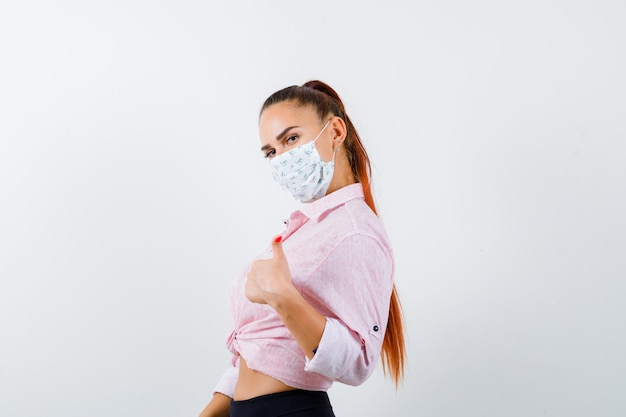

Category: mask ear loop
[310, 119, 339, 164]
[331, 141, 339, 159]
[311, 119, 336, 164]
[312, 120, 332, 144]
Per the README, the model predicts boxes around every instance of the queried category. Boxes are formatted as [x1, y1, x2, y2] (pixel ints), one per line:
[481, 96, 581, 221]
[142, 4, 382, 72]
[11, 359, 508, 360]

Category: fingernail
[274, 235, 282, 243]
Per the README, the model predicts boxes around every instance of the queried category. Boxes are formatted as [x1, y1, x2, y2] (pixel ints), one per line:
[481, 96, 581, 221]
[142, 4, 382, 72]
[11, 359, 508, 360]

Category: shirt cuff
[303, 317, 362, 379]
[213, 365, 239, 399]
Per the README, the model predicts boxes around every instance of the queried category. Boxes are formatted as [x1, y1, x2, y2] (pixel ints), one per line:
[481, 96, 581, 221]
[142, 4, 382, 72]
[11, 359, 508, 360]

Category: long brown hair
[261, 80, 407, 387]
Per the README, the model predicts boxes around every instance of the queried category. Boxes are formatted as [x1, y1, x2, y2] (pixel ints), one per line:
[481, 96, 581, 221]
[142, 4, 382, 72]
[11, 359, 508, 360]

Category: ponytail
[261, 80, 407, 387]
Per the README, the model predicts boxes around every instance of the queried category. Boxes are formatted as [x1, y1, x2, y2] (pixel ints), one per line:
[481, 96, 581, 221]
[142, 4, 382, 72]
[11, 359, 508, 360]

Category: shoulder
[320, 198, 393, 259]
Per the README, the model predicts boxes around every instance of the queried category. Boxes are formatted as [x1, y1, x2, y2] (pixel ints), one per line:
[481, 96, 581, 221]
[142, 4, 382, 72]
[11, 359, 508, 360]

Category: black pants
[230, 389, 335, 417]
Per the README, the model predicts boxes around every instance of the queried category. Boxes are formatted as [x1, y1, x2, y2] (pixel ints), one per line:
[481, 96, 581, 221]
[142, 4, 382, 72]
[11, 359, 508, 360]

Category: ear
[329, 115, 347, 146]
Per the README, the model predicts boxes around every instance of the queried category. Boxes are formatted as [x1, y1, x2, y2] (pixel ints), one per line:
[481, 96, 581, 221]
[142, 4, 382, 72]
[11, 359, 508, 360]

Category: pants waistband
[230, 389, 334, 417]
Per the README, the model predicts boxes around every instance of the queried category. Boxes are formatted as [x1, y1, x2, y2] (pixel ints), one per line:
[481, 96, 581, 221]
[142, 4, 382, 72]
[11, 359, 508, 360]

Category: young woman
[199, 80, 406, 417]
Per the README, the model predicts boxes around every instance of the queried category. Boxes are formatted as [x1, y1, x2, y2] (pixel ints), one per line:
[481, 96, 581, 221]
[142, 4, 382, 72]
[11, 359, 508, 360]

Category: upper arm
[300, 233, 394, 382]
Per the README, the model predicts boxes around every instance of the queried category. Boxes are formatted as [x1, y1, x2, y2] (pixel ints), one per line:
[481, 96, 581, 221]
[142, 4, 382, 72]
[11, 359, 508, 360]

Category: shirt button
[373, 325, 379, 332]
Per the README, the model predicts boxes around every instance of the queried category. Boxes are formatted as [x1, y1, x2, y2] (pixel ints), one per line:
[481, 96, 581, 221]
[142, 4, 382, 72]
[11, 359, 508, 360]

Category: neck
[326, 151, 356, 195]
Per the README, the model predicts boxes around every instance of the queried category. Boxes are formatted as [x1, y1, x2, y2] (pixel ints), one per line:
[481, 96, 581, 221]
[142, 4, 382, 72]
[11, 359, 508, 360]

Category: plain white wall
[1, 1, 625, 416]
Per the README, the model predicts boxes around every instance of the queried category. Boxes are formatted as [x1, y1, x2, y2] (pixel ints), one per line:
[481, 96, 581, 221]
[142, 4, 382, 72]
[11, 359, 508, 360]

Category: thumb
[271, 235, 286, 260]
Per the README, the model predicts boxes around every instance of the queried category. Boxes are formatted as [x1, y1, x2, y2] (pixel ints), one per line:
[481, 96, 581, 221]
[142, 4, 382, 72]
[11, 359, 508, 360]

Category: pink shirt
[213, 183, 395, 398]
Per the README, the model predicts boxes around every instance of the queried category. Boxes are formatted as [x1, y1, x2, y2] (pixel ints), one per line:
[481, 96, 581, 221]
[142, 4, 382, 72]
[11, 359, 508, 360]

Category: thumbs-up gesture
[246, 235, 294, 305]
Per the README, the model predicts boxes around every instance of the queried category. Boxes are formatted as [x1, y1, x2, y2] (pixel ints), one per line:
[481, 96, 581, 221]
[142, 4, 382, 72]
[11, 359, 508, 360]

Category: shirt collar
[298, 183, 364, 221]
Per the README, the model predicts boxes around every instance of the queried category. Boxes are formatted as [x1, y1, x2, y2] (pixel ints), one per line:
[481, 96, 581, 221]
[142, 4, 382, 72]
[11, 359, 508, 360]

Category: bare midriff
[233, 356, 297, 401]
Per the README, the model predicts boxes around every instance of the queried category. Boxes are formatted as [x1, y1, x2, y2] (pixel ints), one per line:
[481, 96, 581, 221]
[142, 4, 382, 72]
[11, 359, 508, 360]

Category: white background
[1, 1, 625, 416]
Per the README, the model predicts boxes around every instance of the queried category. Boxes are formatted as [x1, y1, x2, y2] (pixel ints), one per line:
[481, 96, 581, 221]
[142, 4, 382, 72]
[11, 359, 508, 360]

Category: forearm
[198, 392, 231, 417]
[270, 286, 326, 359]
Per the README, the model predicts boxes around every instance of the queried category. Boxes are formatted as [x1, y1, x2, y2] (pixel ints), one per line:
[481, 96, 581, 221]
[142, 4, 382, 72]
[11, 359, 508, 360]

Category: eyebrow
[260, 125, 299, 151]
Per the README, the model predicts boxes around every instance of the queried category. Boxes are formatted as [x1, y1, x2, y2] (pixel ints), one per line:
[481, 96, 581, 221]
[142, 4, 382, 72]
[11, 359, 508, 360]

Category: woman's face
[258, 101, 335, 162]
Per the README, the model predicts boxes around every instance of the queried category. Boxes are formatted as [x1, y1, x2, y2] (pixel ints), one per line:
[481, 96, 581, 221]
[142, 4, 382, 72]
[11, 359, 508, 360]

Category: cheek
[316, 137, 335, 162]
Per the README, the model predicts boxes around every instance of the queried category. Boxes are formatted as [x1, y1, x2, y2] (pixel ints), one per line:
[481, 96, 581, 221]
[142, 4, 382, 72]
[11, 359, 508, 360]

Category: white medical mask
[270, 120, 335, 203]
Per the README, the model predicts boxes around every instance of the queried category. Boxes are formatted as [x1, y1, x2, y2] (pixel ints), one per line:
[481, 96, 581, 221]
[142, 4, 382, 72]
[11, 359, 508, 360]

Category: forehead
[259, 101, 320, 134]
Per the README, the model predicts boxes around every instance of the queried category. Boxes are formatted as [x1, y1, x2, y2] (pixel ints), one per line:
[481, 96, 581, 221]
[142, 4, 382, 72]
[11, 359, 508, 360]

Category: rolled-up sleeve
[213, 364, 239, 399]
[302, 233, 394, 386]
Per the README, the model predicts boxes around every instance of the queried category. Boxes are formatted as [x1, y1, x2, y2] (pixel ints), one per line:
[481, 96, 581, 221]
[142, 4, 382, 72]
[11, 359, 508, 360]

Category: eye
[285, 134, 299, 145]
[264, 149, 276, 159]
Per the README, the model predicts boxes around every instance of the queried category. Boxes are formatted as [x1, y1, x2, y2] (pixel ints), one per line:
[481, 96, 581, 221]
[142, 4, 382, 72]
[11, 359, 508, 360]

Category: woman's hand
[245, 235, 295, 305]
[246, 234, 326, 358]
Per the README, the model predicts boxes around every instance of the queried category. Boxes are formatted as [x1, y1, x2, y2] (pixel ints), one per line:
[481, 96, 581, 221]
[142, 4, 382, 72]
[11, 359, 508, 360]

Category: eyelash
[264, 134, 299, 158]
